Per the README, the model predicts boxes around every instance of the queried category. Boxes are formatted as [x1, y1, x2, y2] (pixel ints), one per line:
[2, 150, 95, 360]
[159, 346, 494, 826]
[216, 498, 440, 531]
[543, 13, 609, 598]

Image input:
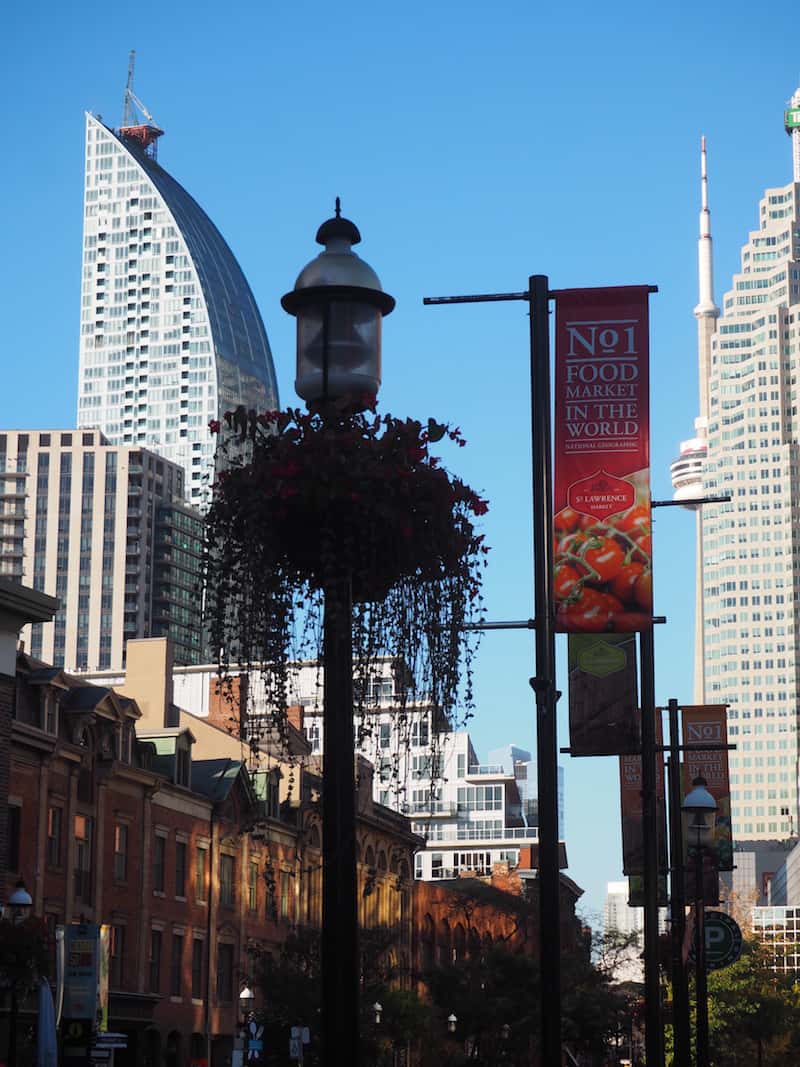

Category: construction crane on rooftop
[121, 49, 157, 129]
[119, 49, 163, 158]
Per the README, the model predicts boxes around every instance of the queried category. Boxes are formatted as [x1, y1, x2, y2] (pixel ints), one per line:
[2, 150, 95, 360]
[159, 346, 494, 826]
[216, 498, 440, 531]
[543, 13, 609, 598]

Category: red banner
[553, 286, 652, 632]
[619, 709, 667, 876]
[681, 705, 732, 872]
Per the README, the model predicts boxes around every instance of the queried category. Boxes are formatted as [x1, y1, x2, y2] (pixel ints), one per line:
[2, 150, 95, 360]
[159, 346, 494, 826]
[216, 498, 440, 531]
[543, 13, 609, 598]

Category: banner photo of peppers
[553, 286, 653, 633]
[567, 633, 639, 756]
[681, 704, 733, 872]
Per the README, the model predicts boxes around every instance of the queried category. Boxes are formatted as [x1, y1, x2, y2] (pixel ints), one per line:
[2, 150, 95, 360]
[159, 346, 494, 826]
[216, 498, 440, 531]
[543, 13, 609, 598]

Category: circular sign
[688, 910, 743, 970]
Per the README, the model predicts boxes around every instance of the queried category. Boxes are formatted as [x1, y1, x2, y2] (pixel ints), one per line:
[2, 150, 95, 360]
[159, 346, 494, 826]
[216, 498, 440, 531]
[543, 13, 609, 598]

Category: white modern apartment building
[77, 99, 279, 510]
[0, 429, 203, 671]
[671, 87, 800, 843]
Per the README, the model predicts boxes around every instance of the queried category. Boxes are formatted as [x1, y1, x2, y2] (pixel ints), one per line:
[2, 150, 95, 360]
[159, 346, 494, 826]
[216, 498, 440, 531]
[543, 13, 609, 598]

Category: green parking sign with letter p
[689, 910, 743, 970]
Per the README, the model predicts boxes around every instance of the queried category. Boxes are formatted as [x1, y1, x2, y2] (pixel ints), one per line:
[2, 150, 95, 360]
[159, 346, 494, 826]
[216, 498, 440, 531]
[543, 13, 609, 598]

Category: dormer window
[176, 745, 191, 788]
[119, 723, 133, 764]
[43, 692, 58, 735]
[266, 773, 280, 819]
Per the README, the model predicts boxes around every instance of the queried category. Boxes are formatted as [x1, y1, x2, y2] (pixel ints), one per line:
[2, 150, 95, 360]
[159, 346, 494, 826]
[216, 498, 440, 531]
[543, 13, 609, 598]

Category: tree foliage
[706, 937, 800, 1066]
[251, 924, 429, 1066]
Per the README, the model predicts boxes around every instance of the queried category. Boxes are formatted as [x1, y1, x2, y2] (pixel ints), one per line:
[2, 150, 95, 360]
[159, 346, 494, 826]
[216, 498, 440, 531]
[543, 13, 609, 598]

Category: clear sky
[2, 0, 798, 922]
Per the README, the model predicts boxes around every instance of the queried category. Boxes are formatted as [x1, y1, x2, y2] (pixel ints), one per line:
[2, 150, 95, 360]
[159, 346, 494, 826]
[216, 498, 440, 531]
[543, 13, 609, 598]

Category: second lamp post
[682, 775, 718, 1067]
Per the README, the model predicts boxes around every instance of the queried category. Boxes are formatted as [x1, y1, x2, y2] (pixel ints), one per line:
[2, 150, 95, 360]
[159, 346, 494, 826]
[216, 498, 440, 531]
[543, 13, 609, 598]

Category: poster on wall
[553, 286, 653, 633]
[567, 633, 639, 756]
[63, 923, 99, 1021]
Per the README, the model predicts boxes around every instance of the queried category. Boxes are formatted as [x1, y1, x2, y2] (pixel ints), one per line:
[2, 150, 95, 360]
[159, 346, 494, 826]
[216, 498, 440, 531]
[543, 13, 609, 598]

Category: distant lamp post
[447, 1014, 457, 1035]
[682, 775, 718, 1067]
[239, 985, 255, 1062]
[7, 879, 32, 925]
[282, 203, 395, 1067]
[373, 1002, 383, 1026]
[5, 878, 33, 1067]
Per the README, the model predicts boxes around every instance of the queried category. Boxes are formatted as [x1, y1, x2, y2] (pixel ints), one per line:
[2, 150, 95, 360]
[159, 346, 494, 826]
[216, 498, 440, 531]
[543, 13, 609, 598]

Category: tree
[252, 925, 430, 1066]
[706, 938, 800, 1067]
[423, 943, 540, 1065]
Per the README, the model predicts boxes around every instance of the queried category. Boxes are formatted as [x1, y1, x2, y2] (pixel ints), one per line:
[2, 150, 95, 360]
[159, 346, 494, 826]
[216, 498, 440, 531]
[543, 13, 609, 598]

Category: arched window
[421, 913, 436, 971]
[438, 920, 451, 966]
[453, 923, 466, 962]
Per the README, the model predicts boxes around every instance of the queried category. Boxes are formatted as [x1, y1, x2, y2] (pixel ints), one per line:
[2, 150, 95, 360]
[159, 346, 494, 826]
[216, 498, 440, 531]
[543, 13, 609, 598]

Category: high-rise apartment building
[0, 429, 203, 671]
[672, 87, 800, 842]
[77, 94, 279, 510]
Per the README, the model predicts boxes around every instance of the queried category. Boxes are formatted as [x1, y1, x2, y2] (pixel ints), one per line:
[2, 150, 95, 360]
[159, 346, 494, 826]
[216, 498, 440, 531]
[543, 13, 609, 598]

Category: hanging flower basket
[204, 404, 488, 729]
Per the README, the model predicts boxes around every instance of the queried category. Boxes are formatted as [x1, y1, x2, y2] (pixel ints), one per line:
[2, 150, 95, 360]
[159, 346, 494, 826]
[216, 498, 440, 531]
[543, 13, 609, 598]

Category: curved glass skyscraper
[77, 112, 279, 509]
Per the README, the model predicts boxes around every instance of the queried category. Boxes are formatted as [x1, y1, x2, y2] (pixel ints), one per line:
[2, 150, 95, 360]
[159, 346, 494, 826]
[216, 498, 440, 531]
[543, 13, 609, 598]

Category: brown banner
[627, 874, 667, 908]
[553, 286, 653, 633]
[620, 710, 667, 876]
[568, 633, 639, 755]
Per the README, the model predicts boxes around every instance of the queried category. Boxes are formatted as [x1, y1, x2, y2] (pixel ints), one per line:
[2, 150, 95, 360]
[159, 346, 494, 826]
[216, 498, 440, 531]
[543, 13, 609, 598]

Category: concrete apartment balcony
[424, 825, 539, 843]
[401, 800, 458, 818]
[464, 763, 514, 781]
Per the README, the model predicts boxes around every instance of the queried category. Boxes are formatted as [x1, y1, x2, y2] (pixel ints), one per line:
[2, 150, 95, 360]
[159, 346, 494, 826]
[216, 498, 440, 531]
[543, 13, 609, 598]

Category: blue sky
[2, 0, 798, 921]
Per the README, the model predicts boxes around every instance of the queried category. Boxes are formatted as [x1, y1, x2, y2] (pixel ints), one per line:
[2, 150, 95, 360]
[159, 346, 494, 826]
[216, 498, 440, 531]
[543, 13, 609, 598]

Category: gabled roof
[192, 757, 251, 804]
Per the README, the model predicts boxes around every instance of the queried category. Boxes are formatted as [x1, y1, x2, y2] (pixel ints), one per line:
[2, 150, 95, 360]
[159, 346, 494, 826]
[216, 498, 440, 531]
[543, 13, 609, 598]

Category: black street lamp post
[423, 277, 561, 1065]
[666, 700, 691, 1067]
[239, 984, 254, 1064]
[681, 776, 717, 1067]
[4, 878, 33, 1067]
[282, 203, 395, 1067]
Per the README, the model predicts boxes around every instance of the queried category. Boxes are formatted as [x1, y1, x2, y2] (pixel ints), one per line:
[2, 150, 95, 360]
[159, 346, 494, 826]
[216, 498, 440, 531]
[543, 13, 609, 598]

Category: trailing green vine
[204, 403, 488, 754]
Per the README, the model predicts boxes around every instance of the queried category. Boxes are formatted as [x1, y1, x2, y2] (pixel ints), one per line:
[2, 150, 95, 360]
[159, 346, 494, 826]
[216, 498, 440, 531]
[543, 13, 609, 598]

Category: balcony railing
[419, 825, 538, 843]
[401, 800, 458, 817]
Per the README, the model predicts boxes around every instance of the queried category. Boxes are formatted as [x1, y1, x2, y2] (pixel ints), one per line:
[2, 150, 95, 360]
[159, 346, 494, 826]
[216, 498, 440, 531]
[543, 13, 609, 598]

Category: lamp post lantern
[282, 203, 395, 1067]
[447, 1014, 457, 1035]
[282, 198, 395, 409]
[682, 775, 717, 1067]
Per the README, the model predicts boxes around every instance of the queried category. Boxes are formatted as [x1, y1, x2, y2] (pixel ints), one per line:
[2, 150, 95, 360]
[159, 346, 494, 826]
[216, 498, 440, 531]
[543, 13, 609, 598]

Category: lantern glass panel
[295, 300, 381, 402]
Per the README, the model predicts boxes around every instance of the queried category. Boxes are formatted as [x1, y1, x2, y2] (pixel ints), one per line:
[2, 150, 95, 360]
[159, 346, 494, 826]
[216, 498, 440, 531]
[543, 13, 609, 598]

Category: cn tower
[670, 137, 719, 701]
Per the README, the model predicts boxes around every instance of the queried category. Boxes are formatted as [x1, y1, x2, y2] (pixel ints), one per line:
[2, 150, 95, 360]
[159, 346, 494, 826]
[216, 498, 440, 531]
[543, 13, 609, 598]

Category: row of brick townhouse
[1, 585, 586, 1067]
[0, 589, 422, 1067]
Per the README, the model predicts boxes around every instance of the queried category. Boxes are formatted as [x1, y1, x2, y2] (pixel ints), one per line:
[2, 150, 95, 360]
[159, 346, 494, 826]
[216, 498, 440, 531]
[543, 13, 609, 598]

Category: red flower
[208, 419, 221, 434]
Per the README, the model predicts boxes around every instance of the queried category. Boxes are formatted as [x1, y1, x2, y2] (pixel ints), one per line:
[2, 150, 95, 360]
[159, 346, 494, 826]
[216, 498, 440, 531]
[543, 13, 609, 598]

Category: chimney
[207, 674, 249, 737]
[117, 637, 174, 730]
[286, 704, 304, 733]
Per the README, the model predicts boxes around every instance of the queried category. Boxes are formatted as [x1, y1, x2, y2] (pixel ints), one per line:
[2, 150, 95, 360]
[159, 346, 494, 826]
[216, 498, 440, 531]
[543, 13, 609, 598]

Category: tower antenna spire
[785, 84, 800, 183]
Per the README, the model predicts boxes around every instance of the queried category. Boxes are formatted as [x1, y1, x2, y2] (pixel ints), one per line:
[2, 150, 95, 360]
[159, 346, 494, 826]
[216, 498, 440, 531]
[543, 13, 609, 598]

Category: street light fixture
[447, 1014, 457, 1034]
[239, 985, 255, 1018]
[7, 879, 32, 925]
[282, 202, 395, 1067]
[282, 198, 395, 408]
[239, 983, 255, 1061]
[682, 775, 717, 1067]
[373, 1002, 383, 1026]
